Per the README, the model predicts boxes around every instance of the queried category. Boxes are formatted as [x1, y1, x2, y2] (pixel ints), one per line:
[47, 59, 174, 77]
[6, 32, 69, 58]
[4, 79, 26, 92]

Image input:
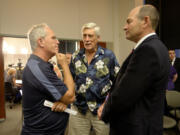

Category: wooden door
[0, 36, 5, 120]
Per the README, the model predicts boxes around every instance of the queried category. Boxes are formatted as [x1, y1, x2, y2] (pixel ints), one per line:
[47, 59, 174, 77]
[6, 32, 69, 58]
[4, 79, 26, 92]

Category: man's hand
[56, 53, 68, 66]
[51, 101, 67, 112]
[97, 103, 105, 120]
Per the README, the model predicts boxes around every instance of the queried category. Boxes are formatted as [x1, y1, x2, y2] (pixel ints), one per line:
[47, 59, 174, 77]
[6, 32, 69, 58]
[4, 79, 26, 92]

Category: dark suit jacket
[174, 57, 180, 91]
[101, 35, 170, 135]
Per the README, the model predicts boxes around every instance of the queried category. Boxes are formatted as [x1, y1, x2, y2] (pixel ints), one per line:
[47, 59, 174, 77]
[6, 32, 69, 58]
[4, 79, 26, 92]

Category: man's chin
[125, 34, 129, 39]
[126, 36, 132, 41]
[54, 50, 59, 54]
[84, 46, 92, 50]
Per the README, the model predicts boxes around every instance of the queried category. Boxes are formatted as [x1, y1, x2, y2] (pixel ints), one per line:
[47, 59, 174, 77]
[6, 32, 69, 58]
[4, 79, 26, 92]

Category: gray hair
[137, 5, 159, 30]
[27, 23, 48, 52]
[81, 22, 100, 37]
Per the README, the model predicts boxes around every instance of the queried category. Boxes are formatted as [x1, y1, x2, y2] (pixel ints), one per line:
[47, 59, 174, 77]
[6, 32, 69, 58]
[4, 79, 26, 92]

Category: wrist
[61, 63, 68, 69]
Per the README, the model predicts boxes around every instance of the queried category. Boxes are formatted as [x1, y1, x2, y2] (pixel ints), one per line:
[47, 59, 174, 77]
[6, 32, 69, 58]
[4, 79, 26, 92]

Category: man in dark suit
[98, 5, 170, 135]
[169, 50, 180, 91]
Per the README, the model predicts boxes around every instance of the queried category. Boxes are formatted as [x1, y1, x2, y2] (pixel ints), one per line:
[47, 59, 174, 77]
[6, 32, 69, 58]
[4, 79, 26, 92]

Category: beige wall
[112, 0, 143, 64]
[0, 0, 113, 42]
[135, 0, 144, 6]
[0, 0, 143, 64]
[112, 0, 135, 64]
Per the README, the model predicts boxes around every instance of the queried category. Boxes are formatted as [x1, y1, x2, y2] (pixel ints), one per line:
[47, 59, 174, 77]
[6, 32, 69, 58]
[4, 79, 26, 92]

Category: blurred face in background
[169, 50, 176, 61]
[65, 53, 72, 64]
[82, 28, 99, 52]
[8, 68, 16, 76]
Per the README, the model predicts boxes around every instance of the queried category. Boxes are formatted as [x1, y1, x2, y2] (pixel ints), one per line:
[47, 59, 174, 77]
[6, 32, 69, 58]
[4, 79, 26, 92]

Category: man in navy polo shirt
[21, 23, 75, 135]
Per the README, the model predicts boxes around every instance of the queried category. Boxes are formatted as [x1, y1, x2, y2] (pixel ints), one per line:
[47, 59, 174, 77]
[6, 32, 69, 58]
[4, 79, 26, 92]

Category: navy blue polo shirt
[21, 54, 68, 135]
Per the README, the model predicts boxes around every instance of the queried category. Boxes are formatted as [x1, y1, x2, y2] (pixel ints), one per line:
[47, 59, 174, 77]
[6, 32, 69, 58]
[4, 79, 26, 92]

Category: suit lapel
[110, 52, 134, 92]
[110, 35, 159, 93]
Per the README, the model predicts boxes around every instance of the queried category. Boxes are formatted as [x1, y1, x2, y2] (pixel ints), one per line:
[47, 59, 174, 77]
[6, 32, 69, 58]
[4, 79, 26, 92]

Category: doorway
[0, 36, 30, 135]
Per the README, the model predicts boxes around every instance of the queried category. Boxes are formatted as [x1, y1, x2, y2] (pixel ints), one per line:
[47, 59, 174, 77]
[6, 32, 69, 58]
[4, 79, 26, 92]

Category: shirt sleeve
[172, 66, 177, 75]
[27, 60, 68, 101]
[109, 52, 120, 81]
[69, 55, 76, 79]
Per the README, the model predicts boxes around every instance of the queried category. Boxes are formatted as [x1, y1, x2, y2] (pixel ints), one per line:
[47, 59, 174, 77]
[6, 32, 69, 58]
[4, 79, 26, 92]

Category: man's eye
[83, 34, 93, 38]
[52, 37, 57, 40]
[127, 19, 132, 24]
[89, 35, 93, 38]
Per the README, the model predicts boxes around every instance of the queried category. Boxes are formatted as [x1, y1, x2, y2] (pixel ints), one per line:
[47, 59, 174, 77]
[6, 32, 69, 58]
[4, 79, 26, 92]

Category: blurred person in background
[6, 68, 21, 90]
[50, 60, 63, 80]
[169, 50, 180, 91]
[66, 53, 72, 65]
[166, 65, 177, 90]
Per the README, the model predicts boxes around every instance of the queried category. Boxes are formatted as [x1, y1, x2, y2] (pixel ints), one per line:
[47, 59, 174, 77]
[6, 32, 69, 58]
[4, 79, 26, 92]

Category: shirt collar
[172, 57, 176, 66]
[134, 33, 156, 50]
[79, 45, 104, 57]
[31, 54, 52, 66]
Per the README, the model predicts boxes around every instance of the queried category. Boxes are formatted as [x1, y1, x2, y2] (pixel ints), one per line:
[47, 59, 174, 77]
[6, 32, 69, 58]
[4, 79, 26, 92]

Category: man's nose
[56, 40, 60, 44]
[84, 35, 90, 41]
[123, 24, 127, 31]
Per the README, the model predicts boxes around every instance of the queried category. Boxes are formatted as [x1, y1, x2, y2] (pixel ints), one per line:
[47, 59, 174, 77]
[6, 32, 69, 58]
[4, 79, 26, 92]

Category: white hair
[27, 23, 48, 52]
[81, 22, 100, 37]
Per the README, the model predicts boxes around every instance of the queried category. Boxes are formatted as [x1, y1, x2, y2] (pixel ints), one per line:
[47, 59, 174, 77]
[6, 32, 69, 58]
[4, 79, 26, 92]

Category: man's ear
[37, 38, 44, 47]
[143, 16, 150, 28]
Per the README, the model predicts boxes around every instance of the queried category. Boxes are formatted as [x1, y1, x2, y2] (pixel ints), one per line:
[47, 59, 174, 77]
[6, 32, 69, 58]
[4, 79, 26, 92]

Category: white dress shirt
[134, 33, 156, 50]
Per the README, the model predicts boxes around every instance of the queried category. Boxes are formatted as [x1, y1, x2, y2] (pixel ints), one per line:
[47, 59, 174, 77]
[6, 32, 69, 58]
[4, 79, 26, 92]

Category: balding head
[124, 5, 159, 43]
[137, 5, 159, 30]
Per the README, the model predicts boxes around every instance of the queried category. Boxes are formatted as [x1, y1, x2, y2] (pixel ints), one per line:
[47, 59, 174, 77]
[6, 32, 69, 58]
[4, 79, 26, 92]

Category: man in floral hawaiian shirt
[68, 22, 120, 135]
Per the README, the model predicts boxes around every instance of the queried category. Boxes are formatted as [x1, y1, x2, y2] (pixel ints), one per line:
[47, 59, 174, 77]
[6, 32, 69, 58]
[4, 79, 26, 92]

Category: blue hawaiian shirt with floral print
[69, 46, 120, 115]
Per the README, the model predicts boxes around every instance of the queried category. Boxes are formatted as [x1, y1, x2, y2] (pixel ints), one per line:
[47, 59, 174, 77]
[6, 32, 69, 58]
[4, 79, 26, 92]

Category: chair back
[4, 82, 14, 97]
[163, 115, 176, 129]
[166, 90, 180, 108]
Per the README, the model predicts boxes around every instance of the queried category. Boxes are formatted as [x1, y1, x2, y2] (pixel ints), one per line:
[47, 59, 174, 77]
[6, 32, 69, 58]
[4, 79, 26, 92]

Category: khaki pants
[68, 105, 109, 135]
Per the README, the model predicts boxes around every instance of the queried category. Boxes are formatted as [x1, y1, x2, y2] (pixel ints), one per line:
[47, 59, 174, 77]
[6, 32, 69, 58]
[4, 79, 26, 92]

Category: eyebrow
[52, 36, 57, 39]
[83, 34, 93, 36]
